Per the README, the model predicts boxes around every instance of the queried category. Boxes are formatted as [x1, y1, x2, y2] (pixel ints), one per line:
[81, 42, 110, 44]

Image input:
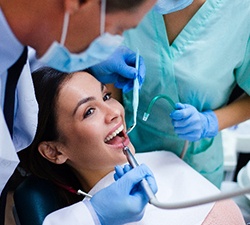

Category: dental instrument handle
[140, 179, 157, 202]
[122, 146, 250, 209]
[123, 146, 139, 167]
[123, 146, 156, 202]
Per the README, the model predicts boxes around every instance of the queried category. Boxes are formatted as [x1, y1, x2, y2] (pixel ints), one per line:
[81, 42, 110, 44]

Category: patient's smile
[104, 124, 124, 143]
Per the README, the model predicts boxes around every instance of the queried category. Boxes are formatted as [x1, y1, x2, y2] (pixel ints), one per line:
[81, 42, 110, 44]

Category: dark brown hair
[80, 0, 147, 13]
[19, 67, 87, 205]
[106, 0, 147, 13]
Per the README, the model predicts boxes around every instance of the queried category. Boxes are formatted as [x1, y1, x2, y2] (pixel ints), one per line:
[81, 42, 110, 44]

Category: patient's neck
[73, 167, 113, 192]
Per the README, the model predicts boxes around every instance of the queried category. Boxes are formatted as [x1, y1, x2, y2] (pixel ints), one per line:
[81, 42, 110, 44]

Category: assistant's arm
[215, 94, 250, 130]
[170, 94, 250, 141]
[171, 37, 250, 141]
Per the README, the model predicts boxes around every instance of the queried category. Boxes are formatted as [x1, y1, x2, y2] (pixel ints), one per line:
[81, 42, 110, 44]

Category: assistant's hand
[89, 46, 146, 93]
[90, 164, 157, 225]
[170, 103, 218, 141]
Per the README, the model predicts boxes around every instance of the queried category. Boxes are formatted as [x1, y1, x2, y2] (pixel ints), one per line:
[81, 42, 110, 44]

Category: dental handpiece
[122, 145, 157, 203]
[122, 145, 250, 210]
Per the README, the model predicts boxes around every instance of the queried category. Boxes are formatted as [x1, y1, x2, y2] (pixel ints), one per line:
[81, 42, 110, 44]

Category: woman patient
[21, 67, 245, 224]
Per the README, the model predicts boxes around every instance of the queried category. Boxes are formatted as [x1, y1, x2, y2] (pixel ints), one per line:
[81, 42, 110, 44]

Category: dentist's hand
[89, 46, 146, 93]
[170, 103, 218, 141]
[90, 164, 157, 225]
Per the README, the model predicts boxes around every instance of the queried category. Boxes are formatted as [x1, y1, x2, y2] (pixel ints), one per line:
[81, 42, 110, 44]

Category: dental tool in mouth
[122, 143, 156, 202]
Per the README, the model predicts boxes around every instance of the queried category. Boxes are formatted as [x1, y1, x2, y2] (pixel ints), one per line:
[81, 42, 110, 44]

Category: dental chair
[13, 175, 66, 225]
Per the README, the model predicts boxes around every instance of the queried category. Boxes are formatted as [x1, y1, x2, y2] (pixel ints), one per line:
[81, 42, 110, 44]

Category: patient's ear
[38, 141, 68, 164]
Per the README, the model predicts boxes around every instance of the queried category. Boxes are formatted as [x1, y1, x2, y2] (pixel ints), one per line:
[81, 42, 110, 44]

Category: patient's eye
[84, 108, 95, 118]
[103, 92, 112, 101]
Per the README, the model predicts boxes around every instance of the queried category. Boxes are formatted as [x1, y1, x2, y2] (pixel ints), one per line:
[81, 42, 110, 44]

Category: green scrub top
[123, 0, 250, 187]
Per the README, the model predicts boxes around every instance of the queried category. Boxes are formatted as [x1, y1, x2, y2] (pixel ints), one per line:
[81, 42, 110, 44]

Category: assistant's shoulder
[225, 0, 250, 12]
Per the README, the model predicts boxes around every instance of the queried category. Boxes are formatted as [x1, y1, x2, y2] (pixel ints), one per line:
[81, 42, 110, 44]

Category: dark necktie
[3, 46, 28, 137]
[0, 46, 28, 225]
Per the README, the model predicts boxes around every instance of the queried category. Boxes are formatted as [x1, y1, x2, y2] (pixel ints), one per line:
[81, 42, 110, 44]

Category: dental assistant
[0, 0, 157, 223]
[120, 0, 250, 188]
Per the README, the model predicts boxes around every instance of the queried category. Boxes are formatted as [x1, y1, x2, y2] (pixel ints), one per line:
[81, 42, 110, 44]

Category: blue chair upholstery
[13, 176, 66, 225]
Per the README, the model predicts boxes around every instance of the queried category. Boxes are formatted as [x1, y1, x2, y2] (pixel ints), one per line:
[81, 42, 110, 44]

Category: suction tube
[142, 95, 188, 159]
[143, 95, 175, 122]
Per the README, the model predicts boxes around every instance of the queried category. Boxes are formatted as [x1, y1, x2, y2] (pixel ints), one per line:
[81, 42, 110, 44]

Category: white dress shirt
[0, 7, 38, 194]
[0, 8, 101, 224]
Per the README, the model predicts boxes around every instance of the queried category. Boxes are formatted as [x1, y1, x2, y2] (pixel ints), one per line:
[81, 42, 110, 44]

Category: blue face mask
[154, 0, 193, 14]
[38, 0, 124, 72]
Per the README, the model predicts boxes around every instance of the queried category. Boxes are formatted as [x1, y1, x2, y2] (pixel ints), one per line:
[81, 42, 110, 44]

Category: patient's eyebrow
[73, 97, 95, 116]
[73, 83, 104, 116]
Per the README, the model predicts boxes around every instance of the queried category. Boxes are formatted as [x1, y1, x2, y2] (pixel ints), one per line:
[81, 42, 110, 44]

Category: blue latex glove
[89, 46, 146, 93]
[90, 164, 158, 225]
[170, 103, 218, 141]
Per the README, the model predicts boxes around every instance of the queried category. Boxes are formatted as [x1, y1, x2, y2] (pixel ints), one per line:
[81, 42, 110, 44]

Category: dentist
[0, 0, 155, 224]
[0, 0, 194, 224]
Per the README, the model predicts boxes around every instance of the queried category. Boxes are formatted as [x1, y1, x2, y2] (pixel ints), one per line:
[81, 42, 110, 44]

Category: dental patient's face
[55, 72, 134, 175]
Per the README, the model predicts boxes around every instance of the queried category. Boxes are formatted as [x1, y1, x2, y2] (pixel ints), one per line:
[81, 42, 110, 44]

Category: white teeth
[105, 125, 124, 142]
